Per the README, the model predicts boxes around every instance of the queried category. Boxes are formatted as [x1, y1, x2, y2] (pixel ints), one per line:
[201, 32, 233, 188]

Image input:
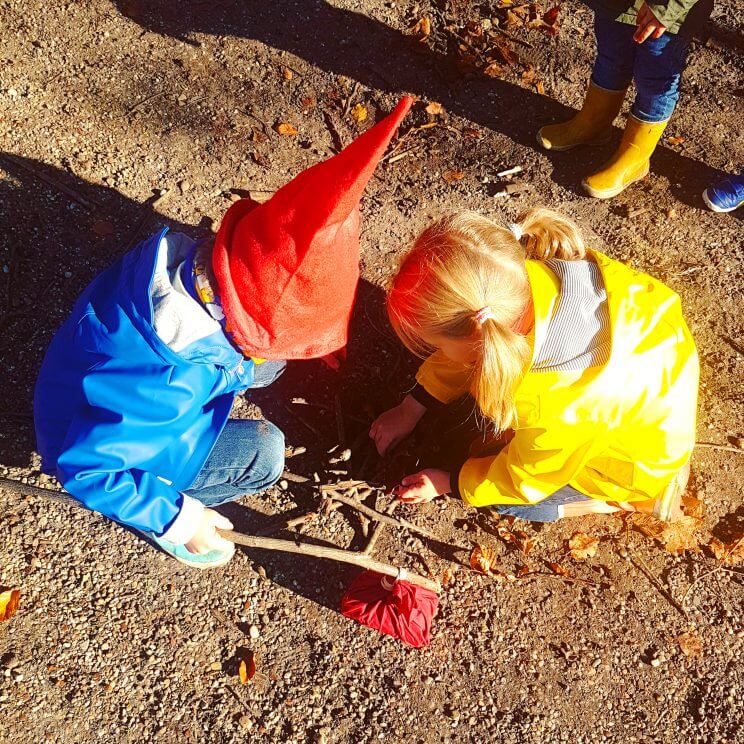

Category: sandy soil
[0, 1, 742, 743]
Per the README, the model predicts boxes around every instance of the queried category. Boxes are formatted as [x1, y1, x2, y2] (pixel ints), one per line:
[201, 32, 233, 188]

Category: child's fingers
[401, 473, 424, 487]
[652, 25, 665, 39]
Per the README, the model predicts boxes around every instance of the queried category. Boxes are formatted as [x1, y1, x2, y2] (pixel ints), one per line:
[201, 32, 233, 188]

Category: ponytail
[474, 319, 531, 430]
[515, 207, 586, 261]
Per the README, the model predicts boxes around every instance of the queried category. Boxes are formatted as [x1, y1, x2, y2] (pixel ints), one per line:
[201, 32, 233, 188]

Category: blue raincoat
[33, 229, 255, 536]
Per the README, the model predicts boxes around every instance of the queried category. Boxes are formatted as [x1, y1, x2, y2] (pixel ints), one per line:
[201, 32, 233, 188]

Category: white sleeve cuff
[160, 495, 205, 545]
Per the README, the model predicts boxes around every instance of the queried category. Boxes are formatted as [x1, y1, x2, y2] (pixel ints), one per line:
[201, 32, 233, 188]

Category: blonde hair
[388, 207, 586, 430]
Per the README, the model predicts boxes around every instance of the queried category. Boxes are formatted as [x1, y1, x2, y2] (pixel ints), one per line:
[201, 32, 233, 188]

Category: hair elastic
[474, 306, 496, 325]
[508, 223, 523, 241]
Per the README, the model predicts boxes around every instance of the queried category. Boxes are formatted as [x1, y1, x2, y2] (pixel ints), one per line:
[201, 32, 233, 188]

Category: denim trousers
[591, 15, 690, 123]
[490, 485, 592, 523]
[183, 360, 286, 507]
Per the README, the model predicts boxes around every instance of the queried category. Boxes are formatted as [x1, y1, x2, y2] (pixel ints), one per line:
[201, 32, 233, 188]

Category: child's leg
[583, 26, 689, 199]
[590, 15, 636, 94]
[184, 418, 285, 506]
[630, 32, 690, 124]
[536, 15, 631, 151]
[490, 485, 618, 523]
[250, 359, 286, 389]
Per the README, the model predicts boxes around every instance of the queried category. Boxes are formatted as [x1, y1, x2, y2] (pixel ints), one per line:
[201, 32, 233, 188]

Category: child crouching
[370, 208, 698, 522]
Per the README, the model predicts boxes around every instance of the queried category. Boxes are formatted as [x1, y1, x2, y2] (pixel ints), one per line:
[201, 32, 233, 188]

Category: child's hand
[394, 469, 451, 504]
[369, 395, 427, 456]
[185, 509, 235, 555]
[634, 2, 667, 43]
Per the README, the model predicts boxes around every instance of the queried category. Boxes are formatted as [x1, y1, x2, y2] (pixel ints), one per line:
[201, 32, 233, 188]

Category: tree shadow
[109, 0, 730, 205]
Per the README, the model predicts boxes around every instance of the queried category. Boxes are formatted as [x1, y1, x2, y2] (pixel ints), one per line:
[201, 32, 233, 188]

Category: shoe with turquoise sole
[144, 531, 235, 569]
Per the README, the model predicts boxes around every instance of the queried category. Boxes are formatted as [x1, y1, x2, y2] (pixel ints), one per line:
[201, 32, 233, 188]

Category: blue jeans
[490, 486, 592, 523]
[591, 16, 690, 123]
[183, 360, 286, 506]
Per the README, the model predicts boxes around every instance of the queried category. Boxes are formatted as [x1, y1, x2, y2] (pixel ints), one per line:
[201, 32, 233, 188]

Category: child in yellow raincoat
[370, 208, 698, 522]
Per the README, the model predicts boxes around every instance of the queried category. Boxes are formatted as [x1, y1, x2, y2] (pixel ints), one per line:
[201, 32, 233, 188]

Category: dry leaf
[470, 544, 498, 574]
[547, 562, 569, 576]
[281, 67, 293, 81]
[410, 16, 432, 41]
[275, 122, 298, 136]
[520, 537, 537, 556]
[463, 127, 481, 138]
[536, 80, 546, 95]
[0, 588, 20, 622]
[425, 101, 444, 116]
[238, 652, 256, 684]
[709, 535, 744, 565]
[681, 495, 705, 519]
[442, 169, 466, 184]
[568, 533, 599, 560]
[676, 631, 702, 658]
[483, 62, 505, 78]
[497, 523, 516, 543]
[350, 103, 368, 123]
[667, 135, 686, 146]
[300, 95, 316, 109]
[251, 151, 270, 167]
[543, 5, 561, 26]
[441, 567, 457, 586]
[660, 516, 704, 555]
[516, 565, 532, 577]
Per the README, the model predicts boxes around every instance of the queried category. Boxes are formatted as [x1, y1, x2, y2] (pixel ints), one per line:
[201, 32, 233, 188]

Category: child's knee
[255, 420, 285, 488]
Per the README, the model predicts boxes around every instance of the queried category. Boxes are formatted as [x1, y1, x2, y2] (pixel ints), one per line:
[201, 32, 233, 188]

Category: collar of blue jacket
[33, 228, 256, 537]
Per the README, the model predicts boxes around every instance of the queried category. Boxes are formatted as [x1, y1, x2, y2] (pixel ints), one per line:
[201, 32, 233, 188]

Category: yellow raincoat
[416, 250, 699, 507]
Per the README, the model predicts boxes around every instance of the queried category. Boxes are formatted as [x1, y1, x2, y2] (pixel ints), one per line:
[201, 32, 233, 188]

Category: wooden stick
[322, 488, 438, 540]
[0, 476, 439, 591]
[363, 500, 399, 556]
[694, 442, 744, 454]
[281, 470, 309, 484]
[218, 530, 440, 592]
[0, 476, 72, 503]
[1, 153, 101, 210]
[627, 546, 687, 618]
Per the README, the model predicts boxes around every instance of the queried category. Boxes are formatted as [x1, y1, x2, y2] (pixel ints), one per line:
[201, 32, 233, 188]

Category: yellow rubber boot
[537, 82, 627, 152]
[582, 115, 668, 199]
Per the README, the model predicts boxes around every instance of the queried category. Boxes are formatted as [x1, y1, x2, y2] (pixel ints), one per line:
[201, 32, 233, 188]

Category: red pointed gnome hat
[212, 96, 414, 359]
[341, 570, 439, 648]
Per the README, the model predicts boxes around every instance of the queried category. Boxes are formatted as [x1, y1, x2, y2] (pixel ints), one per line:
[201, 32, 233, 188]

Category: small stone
[238, 715, 252, 730]
[650, 658, 661, 667]
[209, 661, 221, 671]
[64, 271, 72, 279]
[249, 624, 260, 639]
[178, 179, 190, 193]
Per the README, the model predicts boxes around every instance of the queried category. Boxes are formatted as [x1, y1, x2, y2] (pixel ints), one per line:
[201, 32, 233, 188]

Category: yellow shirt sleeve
[415, 350, 473, 404]
[458, 421, 602, 507]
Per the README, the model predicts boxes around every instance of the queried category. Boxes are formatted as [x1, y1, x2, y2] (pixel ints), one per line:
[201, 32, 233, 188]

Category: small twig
[681, 536, 744, 608]
[1, 153, 101, 210]
[627, 546, 687, 618]
[281, 470, 309, 484]
[322, 488, 438, 540]
[256, 512, 317, 537]
[286, 446, 307, 458]
[121, 90, 165, 118]
[363, 500, 398, 556]
[694, 441, 743, 454]
[219, 529, 440, 592]
[244, 110, 270, 138]
[386, 149, 413, 165]
[322, 110, 344, 152]
[496, 165, 523, 178]
[284, 405, 324, 438]
[226, 684, 252, 713]
[493, 28, 533, 49]
[342, 81, 361, 118]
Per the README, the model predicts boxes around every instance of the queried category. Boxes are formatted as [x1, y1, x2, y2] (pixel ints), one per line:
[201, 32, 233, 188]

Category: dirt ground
[0, 1, 742, 742]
